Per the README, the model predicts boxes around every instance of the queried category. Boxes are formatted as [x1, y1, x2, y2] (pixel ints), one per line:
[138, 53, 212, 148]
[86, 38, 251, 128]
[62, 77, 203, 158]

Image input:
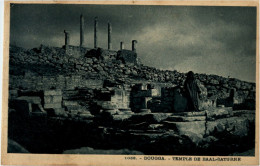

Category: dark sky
[10, 4, 256, 82]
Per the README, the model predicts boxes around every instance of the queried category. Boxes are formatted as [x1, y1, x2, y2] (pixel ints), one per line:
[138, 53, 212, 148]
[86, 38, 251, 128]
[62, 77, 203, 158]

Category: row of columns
[64, 15, 137, 52]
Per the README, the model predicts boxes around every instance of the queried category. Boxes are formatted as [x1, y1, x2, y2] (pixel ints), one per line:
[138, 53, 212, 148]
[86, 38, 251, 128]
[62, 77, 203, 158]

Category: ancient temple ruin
[62, 15, 138, 64]
[7, 14, 256, 155]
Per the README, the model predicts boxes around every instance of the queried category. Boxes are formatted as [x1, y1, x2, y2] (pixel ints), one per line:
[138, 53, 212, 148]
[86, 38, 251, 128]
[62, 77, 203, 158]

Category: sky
[10, 4, 257, 82]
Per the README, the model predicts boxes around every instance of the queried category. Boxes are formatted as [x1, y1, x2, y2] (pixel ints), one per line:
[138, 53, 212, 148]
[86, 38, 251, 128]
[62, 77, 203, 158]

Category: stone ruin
[63, 15, 138, 64]
[7, 14, 256, 155]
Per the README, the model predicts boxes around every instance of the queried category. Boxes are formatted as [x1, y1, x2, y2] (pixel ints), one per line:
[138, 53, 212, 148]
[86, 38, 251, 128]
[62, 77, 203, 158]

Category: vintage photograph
[6, 3, 257, 158]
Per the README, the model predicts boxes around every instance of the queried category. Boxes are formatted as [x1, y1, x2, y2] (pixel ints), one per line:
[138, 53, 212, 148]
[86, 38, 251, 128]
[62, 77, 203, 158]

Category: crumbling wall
[9, 75, 103, 90]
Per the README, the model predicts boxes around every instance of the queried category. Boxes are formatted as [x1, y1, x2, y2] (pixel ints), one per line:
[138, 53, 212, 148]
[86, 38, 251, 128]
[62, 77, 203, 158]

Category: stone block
[52, 96, 62, 103]
[206, 107, 233, 120]
[44, 103, 62, 109]
[44, 96, 52, 104]
[44, 90, 62, 96]
[150, 89, 159, 96]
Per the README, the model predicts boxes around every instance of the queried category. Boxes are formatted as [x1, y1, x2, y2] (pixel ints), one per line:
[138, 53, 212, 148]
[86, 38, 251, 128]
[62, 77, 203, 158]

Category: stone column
[94, 17, 98, 48]
[108, 22, 112, 50]
[80, 14, 84, 47]
[132, 40, 137, 52]
[64, 30, 70, 45]
[120, 42, 124, 50]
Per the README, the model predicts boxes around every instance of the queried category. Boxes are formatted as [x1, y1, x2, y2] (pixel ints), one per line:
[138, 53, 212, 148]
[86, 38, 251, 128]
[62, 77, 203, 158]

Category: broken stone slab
[173, 111, 206, 117]
[44, 90, 62, 96]
[163, 121, 206, 137]
[205, 116, 251, 137]
[206, 107, 233, 120]
[15, 96, 41, 104]
[166, 115, 206, 122]
[111, 114, 133, 121]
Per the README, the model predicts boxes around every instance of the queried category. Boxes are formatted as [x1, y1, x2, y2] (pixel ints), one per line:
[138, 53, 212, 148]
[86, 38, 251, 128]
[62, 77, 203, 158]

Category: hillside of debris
[9, 45, 255, 102]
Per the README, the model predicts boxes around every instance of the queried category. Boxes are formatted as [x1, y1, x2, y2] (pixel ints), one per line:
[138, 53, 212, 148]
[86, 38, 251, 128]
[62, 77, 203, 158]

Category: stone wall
[63, 45, 88, 58]
[9, 45, 255, 109]
[9, 75, 103, 90]
[95, 88, 131, 110]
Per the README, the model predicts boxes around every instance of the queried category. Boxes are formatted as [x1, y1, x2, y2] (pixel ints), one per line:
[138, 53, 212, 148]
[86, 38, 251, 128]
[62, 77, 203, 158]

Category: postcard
[1, 0, 259, 165]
